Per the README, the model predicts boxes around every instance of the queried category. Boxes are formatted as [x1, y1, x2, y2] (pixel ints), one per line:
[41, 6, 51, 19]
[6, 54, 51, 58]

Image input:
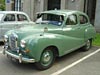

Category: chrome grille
[9, 34, 17, 50]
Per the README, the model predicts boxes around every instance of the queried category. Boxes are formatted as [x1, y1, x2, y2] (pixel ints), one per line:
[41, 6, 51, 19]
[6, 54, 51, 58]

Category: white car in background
[0, 11, 34, 41]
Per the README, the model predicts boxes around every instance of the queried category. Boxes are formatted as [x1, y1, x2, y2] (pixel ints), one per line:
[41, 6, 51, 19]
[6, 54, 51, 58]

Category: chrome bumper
[3, 49, 35, 63]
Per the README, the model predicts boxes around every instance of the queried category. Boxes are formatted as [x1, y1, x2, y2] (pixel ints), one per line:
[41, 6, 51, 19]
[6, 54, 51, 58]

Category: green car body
[3, 10, 96, 70]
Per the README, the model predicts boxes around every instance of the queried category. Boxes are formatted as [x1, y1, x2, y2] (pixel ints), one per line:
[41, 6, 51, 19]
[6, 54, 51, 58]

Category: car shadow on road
[4, 49, 82, 73]
[56, 46, 99, 62]
[4, 46, 99, 72]
[55, 46, 99, 66]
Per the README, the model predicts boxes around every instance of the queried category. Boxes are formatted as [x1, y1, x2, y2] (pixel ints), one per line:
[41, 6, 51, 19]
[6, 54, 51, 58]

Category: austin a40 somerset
[3, 10, 96, 70]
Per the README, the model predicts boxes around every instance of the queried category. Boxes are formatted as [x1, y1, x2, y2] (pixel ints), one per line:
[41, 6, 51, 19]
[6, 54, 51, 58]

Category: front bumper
[3, 49, 35, 63]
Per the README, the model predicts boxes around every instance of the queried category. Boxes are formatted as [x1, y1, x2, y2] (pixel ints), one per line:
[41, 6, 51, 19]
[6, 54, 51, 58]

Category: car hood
[7, 24, 62, 40]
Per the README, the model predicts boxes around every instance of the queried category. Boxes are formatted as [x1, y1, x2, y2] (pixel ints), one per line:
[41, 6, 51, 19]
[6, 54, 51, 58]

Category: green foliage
[0, 0, 5, 11]
[93, 33, 100, 46]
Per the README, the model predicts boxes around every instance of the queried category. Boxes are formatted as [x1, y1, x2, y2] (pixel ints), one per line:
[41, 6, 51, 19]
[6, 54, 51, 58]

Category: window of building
[66, 14, 77, 25]
[15, 0, 22, 11]
[84, 0, 97, 25]
[48, 0, 61, 10]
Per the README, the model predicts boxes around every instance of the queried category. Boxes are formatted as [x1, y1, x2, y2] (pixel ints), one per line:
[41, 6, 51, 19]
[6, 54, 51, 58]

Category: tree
[0, 0, 5, 11]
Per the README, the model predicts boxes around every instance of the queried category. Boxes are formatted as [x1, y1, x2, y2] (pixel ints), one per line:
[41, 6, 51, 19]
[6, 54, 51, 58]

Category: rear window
[79, 15, 88, 24]
[17, 14, 28, 21]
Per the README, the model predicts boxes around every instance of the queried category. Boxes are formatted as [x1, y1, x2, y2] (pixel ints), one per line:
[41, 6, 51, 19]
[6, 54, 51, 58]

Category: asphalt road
[0, 45, 100, 75]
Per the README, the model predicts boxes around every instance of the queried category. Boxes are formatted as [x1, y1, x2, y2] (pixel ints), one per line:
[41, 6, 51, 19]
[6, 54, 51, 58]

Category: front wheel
[82, 39, 92, 51]
[35, 48, 56, 70]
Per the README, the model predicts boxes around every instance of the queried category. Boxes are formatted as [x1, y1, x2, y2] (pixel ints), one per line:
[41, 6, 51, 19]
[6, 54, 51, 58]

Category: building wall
[6, 0, 99, 32]
[6, 3, 11, 11]
[95, 0, 100, 32]
[22, 0, 35, 21]
[5, 0, 85, 21]
[22, 0, 45, 21]
[65, 0, 84, 11]
[5, 0, 12, 11]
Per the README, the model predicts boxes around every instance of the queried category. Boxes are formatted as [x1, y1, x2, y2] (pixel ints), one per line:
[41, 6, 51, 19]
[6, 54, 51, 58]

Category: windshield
[0, 13, 4, 21]
[35, 13, 64, 26]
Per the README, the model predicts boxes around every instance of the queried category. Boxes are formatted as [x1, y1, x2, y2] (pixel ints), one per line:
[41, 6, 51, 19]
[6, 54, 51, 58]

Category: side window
[4, 14, 15, 22]
[79, 15, 88, 24]
[66, 14, 77, 25]
[17, 14, 28, 21]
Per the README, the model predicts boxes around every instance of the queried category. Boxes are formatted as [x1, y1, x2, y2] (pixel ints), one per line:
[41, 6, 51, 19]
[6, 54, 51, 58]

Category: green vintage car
[3, 10, 96, 70]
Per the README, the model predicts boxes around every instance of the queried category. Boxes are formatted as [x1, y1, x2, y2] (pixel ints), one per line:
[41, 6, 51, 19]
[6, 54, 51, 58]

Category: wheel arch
[35, 45, 59, 70]
[43, 45, 59, 57]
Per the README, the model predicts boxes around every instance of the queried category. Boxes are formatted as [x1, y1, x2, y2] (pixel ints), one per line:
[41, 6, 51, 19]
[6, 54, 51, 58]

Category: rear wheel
[35, 48, 56, 70]
[82, 39, 92, 51]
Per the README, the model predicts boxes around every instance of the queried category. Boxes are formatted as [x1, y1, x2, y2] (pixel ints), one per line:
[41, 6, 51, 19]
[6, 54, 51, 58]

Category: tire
[82, 39, 92, 51]
[35, 48, 56, 70]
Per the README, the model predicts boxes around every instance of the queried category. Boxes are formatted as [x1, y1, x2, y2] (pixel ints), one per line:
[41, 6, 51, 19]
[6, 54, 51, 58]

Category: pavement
[0, 45, 100, 75]
[61, 51, 100, 75]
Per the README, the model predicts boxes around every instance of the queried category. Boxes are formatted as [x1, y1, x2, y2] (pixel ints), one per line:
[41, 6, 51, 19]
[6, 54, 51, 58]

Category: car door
[16, 14, 31, 28]
[78, 14, 91, 41]
[62, 14, 85, 54]
[1, 14, 16, 38]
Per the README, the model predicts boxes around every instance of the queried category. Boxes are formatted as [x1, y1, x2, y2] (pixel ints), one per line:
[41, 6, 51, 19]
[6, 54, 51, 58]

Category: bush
[0, 5, 5, 11]
[0, 0, 5, 11]
[93, 33, 100, 46]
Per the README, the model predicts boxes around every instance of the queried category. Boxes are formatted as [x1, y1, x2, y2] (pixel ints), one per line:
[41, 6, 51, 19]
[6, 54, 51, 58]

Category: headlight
[20, 40, 26, 48]
[4, 35, 8, 42]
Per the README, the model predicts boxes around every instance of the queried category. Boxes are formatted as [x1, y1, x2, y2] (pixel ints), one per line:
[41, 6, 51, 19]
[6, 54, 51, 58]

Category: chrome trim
[4, 50, 35, 63]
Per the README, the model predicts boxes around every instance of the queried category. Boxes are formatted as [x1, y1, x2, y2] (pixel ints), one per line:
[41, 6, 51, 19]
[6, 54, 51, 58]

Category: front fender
[25, 33, 61, 62]
[24, 33, 83, 62]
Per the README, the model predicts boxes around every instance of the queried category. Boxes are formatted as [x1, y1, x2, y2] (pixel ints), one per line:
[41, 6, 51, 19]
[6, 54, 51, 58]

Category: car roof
[0, 11, 26, 14]
[38, 10, 87, 16]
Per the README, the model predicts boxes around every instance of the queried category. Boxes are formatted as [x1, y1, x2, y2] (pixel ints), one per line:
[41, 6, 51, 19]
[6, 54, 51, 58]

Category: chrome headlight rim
[20, 40, 26, 48]
[4, 35, 8, 42]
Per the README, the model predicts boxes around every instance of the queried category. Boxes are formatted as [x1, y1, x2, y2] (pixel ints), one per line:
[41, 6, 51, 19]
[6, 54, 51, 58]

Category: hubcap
[43, 52, 51, 63]
[41, 50, 53, 66]
[86, 40, 91, 50]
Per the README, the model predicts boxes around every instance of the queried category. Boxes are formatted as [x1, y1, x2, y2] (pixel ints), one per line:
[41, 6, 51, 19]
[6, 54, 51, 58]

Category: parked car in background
[3, 10, 96, 70]
[0, 11, 34, 41]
